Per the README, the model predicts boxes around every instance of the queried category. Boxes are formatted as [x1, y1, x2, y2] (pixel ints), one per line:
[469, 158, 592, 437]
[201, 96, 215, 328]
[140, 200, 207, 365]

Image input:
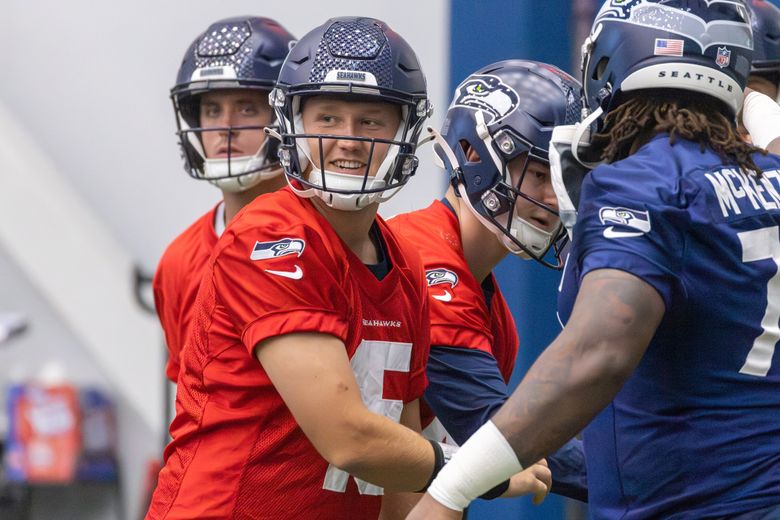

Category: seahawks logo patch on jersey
[426, 268, 459, 288]
[599, 207, 651, 239]
[250, 238, 305, 261]
[451, 75, 519, 124]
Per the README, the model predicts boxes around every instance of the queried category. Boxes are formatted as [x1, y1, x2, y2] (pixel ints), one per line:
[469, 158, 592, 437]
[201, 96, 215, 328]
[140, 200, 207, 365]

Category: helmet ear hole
[460, 140, 481, 164]
[179, 96, 201, 129]
[593, 57, 609, 82]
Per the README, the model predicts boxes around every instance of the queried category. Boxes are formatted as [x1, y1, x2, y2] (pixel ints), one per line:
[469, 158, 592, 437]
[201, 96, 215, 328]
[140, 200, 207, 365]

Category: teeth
[334, 160, 364, 170]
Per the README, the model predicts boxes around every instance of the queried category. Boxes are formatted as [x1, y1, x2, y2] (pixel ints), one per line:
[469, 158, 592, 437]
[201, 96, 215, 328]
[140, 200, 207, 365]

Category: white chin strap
[305, 169, 388, 210]
[179, 110, 280, 193]
[500, 215, 555, 258]
[284, 101, 406, 211]
[203, 151, 282, 193]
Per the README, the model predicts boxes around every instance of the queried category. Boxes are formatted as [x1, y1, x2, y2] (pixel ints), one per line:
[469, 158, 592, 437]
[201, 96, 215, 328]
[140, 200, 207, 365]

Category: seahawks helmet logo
[452, 75, 520, 124]
[250, 238, 305, 261]
[425, 268, 459, 288]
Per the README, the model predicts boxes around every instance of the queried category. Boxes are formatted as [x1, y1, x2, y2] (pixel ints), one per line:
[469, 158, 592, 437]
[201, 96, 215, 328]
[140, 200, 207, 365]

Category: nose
[334, 118, 361, 151]
[215, 109, 239, 135]
[542, 181, 559, 210]
[335, 136, 361, 152]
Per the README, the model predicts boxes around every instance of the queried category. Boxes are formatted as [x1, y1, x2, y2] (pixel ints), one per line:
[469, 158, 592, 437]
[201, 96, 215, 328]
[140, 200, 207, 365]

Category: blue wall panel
[449, 1, 575, 519]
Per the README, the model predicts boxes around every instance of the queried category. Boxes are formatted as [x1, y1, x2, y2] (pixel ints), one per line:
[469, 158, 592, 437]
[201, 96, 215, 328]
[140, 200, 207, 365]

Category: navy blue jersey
[559, 134, 780, 518]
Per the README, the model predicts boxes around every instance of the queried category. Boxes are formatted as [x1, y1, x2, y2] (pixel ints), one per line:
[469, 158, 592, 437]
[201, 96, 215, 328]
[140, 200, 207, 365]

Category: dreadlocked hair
[591, 90, 766, 177]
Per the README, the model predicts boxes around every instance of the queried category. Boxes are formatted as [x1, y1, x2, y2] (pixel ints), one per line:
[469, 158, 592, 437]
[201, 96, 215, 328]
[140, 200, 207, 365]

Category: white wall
[0, 0, 449, 269]
[0, 2, 449, 519]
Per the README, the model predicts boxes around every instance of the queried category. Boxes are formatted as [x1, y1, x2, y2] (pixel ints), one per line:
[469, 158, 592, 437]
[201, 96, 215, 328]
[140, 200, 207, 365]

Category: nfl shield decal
[716, 47, 731, 68]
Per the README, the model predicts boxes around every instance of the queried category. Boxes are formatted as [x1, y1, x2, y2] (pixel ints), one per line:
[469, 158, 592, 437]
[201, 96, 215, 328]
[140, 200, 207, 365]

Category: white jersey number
[738, 226, 780, 377]
[322, 340, 412, 495]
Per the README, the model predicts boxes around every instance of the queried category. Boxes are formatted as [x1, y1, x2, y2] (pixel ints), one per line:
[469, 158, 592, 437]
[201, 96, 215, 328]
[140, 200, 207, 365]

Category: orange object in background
[6, 384, 81, 483]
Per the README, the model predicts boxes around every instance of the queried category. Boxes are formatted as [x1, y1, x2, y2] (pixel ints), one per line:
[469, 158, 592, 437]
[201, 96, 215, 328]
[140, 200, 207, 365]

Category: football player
[388, 60, 587, 502]
[740, 1, 780, 142]
[146, 17, 549, 520]
[747, 0, 780, 100]
[742, 2, 780, 154]
[153, 16, 295, 383]
[409, 1, 780, 518]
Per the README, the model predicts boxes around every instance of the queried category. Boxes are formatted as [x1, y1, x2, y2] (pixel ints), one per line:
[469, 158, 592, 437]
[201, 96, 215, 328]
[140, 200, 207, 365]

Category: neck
[445, 188, 509, 284]
[311, 197, 379, 264]
[221, 171, 287, 223]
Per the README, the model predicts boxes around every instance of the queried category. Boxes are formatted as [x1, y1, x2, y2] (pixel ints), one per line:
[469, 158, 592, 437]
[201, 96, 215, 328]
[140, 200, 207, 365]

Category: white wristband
[427, 421, 523, 511]
[743, 91, 780, 149]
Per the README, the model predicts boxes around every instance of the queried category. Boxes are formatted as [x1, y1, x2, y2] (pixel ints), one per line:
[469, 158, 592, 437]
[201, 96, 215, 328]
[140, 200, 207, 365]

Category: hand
[405, 492, 462, 520]
[501, 459, 552, 505]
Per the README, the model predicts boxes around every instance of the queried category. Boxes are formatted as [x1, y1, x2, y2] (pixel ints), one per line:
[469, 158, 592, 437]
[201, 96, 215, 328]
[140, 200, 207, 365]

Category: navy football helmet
[581, 0, 754, 132]
[269, 17, 432, 211]
[430, 60, 582, 268]
[748, 0, 780, 98]
[171, 16, 295, 192]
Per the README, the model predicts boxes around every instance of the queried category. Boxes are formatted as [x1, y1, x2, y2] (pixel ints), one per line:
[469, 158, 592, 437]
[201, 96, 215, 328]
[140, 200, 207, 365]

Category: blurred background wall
[2, 1, 777, 519]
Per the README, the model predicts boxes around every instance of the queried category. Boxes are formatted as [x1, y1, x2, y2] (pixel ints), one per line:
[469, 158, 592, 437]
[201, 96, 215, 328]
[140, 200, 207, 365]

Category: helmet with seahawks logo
[172, 16, 295, 192]
[581, 0, 754, 131]
[747, 0, 780, 100]
[431, 60, 581, 268]
[269, 16, 432, 211]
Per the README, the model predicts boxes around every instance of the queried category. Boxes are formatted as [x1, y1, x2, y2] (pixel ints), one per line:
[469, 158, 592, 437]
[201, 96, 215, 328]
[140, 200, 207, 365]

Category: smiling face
[199, 89, 273, 159]
[299, 96, 402, 177]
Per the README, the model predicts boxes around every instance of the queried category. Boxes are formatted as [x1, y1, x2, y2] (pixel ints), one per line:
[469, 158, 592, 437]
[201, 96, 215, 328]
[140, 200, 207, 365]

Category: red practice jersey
[147, 187, 430, 520]
[388, 200, 519, 431]
[153, 203, 221, 382]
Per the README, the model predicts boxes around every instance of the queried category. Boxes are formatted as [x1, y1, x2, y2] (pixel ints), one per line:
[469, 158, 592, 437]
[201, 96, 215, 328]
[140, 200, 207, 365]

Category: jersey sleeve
[424, 346, 508, 445]
[211, 225, 351, 355]
[573, 163, 689, 309]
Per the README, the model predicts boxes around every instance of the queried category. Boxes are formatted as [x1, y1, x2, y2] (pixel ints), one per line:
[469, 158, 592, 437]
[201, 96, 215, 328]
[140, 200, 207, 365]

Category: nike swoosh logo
[603, 226, 645, 239]
[264, 265, 303, 280]
[432, 290, 452, 302]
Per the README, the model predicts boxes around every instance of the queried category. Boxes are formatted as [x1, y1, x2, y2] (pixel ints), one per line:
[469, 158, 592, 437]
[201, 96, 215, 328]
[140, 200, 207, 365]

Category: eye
[240, 104, 259, 116]
[202, 105, 220, 119]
